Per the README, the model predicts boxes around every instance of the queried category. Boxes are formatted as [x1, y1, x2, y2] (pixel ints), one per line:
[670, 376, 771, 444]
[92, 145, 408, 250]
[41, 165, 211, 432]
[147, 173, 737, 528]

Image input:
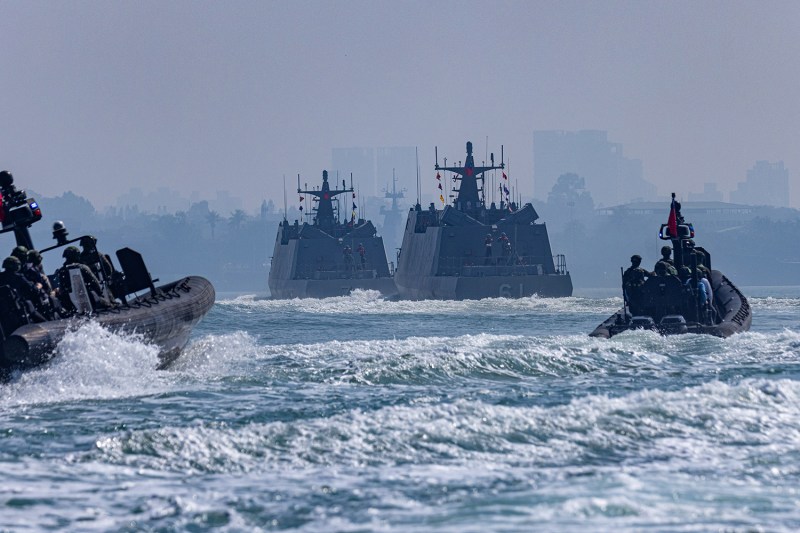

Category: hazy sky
[2, 0, 799, 210]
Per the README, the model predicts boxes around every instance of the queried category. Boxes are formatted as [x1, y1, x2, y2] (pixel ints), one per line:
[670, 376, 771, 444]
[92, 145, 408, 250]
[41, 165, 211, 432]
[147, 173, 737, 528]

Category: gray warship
[394, 141, 572, 300]
[268, 170, 397, 299]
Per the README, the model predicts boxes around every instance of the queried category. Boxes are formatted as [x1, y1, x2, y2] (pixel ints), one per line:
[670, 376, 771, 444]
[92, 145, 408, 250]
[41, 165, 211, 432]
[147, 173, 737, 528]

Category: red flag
[667, 197, 678, 238]
[502, 172, 508, 180]
[436, 172, 441, 180]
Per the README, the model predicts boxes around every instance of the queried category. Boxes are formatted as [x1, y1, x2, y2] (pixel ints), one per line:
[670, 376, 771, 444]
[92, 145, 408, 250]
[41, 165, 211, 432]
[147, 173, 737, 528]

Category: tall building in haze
[533, 130, 656, 207]
[730, 160, 789, 207]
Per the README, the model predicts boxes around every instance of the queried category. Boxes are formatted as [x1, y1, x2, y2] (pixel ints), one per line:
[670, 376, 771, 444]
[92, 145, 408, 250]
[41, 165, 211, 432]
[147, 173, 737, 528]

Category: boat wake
[0, 322, 165, 406]
[221, 290, 621, 316]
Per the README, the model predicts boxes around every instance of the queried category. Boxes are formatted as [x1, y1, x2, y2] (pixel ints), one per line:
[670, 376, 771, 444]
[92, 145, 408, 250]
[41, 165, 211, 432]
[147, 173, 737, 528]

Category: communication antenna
[416, 146, 421, 206]
[283, 174, 287, 221]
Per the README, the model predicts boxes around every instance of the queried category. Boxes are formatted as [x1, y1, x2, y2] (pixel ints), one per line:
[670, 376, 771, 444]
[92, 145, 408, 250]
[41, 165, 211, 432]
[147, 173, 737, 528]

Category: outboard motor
[660, 315, 688, 335]
[631, 316, 656, 330]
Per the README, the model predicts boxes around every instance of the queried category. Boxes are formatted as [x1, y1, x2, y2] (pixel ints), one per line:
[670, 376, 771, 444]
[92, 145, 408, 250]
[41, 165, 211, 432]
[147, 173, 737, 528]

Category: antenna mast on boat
[283, 174, 287, 221]
[416, 146, 421, 207]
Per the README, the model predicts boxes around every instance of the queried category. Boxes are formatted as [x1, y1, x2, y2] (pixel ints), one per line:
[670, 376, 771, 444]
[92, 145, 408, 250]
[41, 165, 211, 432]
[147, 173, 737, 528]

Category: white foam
[0, 321, 165, 407]
[219, 291, 622, 317]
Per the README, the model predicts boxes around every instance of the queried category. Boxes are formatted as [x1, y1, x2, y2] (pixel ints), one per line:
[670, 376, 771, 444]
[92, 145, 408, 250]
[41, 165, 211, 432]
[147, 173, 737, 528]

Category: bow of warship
[268, 170, 397, 299]
[394, 141, 573, 300]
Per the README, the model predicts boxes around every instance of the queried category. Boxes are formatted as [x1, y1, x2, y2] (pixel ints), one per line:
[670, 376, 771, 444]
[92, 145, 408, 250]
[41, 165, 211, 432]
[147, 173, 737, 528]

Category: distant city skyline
[2, 2, 798, 209]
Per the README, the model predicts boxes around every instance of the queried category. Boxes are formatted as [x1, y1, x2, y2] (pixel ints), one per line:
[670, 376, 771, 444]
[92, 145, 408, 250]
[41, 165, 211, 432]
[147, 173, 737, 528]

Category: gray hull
[2, 276, 215, 373]
[268, 220, 397, 299]
[394, 208, 573, 301]
[395, 271, 573, 300]
[269, 277, 397, 299]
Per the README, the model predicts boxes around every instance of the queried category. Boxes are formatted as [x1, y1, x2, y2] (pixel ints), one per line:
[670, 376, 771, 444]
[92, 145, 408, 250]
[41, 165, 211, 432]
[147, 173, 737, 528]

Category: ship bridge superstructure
[436, 141, 504, 214]
[299, 170, 353, 230]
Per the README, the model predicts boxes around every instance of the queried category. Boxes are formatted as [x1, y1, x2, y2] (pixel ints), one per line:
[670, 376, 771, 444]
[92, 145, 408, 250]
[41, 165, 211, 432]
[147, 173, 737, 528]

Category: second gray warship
[268, 171, 397, 299]
[394, 141, 572, 300]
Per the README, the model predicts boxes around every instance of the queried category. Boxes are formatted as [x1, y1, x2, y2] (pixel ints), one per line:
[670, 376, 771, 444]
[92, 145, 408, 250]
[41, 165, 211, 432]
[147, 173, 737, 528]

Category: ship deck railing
[436, 255, 552, 277]
[293, 262, 384, 280]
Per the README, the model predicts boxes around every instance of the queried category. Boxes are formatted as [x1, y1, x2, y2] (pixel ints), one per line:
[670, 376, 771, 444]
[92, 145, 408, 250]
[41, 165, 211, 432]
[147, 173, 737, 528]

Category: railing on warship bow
[293, 262, 382, 280]
[553, 254, 568, 275]
[436, 255, 545, 277]
[434, 254, 570, 277]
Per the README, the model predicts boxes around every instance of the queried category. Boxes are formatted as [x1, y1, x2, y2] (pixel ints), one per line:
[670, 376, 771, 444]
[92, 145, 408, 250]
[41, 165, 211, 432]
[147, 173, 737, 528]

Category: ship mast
[435, 141, 504, 212]
[298, 170, 354, 229]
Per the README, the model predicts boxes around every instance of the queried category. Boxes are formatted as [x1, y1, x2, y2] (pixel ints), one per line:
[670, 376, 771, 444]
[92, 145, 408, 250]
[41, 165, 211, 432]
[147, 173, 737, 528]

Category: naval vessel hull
[395, 271, 573, 300]
[268, 220, 397, 299]
[394, 208, 573, 301]
[269, 277, 397, 299]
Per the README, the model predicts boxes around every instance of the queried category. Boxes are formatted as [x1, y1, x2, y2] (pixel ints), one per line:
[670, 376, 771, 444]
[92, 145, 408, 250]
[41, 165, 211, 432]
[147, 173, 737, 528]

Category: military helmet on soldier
[630, 254, 642, 264]
[62, 245, 81, 262]
[79, 235, 97, 248]
[11, 245, 28, 261]
[2, 256, 21, 272]
[26, 250, 42, 265]
[661, 245, 671, 257]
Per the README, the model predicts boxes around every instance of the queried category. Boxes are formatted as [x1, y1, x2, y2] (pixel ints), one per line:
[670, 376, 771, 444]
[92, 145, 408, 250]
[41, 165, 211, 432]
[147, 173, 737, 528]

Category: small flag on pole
[667, 196, 678, 238]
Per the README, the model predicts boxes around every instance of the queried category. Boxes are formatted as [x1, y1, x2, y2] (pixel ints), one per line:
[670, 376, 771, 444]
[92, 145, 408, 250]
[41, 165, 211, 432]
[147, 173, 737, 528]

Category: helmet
[62, 246, 81, 261]
[487, 234, 492, 238]
[11, 245, 28, 260]
[501, 232, 507, 237]
[679, 266, 691, 279]
[661, 245, 671, 256]
[26, 250, 42, 265]
[79, 235, 97, 248]
[630, 254, 642, 264]
[2, 256, 20, 271]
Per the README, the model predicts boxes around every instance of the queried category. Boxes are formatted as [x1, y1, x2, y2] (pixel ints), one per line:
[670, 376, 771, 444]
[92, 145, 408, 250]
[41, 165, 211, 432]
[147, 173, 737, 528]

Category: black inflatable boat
[590, 193, 751, 339]
[0, 171, 215, 377]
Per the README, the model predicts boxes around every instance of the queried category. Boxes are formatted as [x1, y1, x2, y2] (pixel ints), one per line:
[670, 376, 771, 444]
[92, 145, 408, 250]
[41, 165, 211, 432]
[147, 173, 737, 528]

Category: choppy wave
[89, 377, 800, 472]
[218, 289, 623, 316]
[4, 294, 800, 531]
[67, 377, 800, 531]
[0, 322, 166, 407]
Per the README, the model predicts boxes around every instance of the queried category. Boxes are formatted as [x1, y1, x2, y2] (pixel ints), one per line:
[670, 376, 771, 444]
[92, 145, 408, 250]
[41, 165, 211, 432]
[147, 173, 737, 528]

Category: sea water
[2, 288, 800, 531]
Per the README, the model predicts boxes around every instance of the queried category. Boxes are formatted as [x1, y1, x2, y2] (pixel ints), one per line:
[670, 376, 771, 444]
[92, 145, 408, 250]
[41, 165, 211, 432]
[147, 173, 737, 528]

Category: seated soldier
[79, 235, 120, 300]
[0, 256, 47, 323]
[679, 265, 711, 322]
[693, 250, 711, 279]
[11, 245, 28, 264]
[56, 246, 112, 313]
[654, 245, 675, 272]
[653, 260, 675, 277]
[22, 250, 59, 320]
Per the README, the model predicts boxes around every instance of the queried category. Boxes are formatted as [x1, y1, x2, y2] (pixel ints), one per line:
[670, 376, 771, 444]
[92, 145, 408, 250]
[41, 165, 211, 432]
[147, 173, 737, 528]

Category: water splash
[0, 321, 165, 407]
